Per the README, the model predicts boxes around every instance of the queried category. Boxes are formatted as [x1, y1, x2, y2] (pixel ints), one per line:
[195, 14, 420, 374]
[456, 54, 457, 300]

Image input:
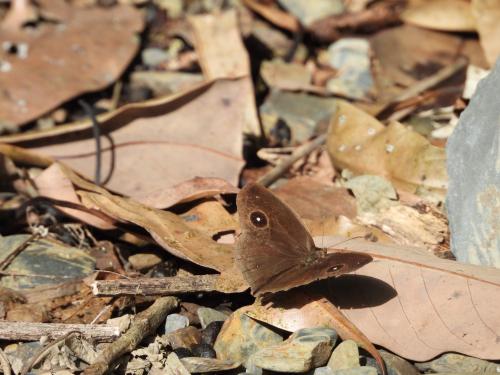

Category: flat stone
[260, 90, 337, 145]
[130, 71, 203, 96]
[278, 0, 344, 26]
[201, 320, 224, 346]
[327, 340, 359, 370]
[334, 367, 377, 375]
[214, 309, 283, 364]
[165, 313, 189, 334]
[142, 47, 170, 67]
[0, 235, 95, 290]
[415, 353, 500, 373]
[251, 20, 293, 57]
[180, 357, 241, 373]
[164, 352, 190, 375]
[380, 350, 420, 375]
[128, 253, 162, 271]
[249, 327, 337, 372]
[197, 307, 229, 329]
[163, 326, 201, 350]
[326, 38, 374, 100]
[446, 58, 500, 268]
[345, 175, 397, 214]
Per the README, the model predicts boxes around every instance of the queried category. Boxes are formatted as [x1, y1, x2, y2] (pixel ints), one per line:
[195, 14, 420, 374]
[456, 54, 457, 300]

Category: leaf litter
[0, 1, 499, 374]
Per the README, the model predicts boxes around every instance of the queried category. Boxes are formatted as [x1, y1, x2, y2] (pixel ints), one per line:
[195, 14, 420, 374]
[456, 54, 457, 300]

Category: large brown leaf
[0, 2, 143, 129]
[245, 237, 500, 361]
[3, 79, 245, 198]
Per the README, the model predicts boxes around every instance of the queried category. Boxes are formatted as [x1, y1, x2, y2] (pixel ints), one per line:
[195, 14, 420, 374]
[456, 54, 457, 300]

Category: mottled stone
[335, 367, 377, 375]
[415, 353, 500, 373]
[261, 59, 312, 91]
[128, 253, 162, 271]
[446, 58, 500, 268]
[201, 320, 224, 346]
[164, 352, 190, 375]
[0, 235, 95, 290]
[163, 326, 201, 350]
[326, 38, 375, 100]
[278, 0, 344, 26]
[345, 175, 397, 214]
[214, 309, 283, 363]
[260, 91, 337, 145]
[327, 340, 359, 370]
[197, 307, 229, 329]
[192, 343, 216, 358]
[164, 313, 189, 334]
[380, 350, 420, 375]
[180, 357, 241, 373]
[249, 327, 337, 372]
[251, 20, 293, 57]
[141, 48, 169, 67]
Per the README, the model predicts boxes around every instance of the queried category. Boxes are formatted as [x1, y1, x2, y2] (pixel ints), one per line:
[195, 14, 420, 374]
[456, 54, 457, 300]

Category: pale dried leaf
[472, 0, 500, 67]
[402, 0, 476, 32]
[326, 101, 447, 199]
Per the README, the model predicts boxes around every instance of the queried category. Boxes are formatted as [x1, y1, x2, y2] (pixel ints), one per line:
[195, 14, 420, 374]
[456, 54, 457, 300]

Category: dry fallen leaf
[4, 79, 246, 198]
[246, 237, 500, 361]
[401, 0, 476, 32]
[188, 10, 260, 136]
[0, 3, 144, 129]
[471, 0, 500, 67]
[326, 101, 447, 200]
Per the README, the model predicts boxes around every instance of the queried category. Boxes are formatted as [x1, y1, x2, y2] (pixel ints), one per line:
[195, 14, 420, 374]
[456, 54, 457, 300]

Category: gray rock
[214, 309, 283, 364]
[327, 340, 359, 370]
[278, 0, 344, 26]
[380, 350, 420, 375]
[249, 327, 337, 372]
[141, 48, 170, 67]
[180, 357, 241, 373]
[260, 90, 337, 145]
[197, 307, 229, 328]
[326, 38, 375, 100]
[415, 353, 500, 373]
[334, 367, 377, 375]
[164, 313, 189, 334]
[446, 58, 500, 268]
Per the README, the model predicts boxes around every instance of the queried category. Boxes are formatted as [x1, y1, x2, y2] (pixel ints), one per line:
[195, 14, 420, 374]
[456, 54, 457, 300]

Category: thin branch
[258, 133, 327, 187]
[83, 296, 179, 375]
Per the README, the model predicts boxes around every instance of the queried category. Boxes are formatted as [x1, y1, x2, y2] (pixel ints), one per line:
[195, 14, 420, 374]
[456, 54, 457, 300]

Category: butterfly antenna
[331, 235, 365, 249]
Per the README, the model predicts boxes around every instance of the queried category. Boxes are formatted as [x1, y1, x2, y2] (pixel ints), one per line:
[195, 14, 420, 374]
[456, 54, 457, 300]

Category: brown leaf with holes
[326, 101, 447, 200]
[0, 2, 143, 129]
[247, 236, 500, 361]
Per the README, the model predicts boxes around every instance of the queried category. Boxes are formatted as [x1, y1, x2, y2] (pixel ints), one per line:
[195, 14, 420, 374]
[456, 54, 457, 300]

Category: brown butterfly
[235, 183, 373, 295]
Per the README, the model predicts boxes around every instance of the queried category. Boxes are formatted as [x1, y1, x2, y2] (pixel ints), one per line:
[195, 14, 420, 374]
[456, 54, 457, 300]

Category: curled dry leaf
[3, 79, 246, 198]
[401, 0, 476, 32]
[0, 3, 144, 128]
[326, 101, 447, 199]
[246, 237, 500, 361]
[136, 177, 239, 209]
[472, 0, 500, 67]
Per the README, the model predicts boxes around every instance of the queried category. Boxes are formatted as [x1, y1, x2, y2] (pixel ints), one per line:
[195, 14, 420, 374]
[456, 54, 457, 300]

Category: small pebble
[192, 343, 216, 358]
[173, 347, 193, 359]
[164, 314, 189, 334]
[197, 307, 229, 328]
[142, 47, 170, 67]
[201, 320, 224, 346]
